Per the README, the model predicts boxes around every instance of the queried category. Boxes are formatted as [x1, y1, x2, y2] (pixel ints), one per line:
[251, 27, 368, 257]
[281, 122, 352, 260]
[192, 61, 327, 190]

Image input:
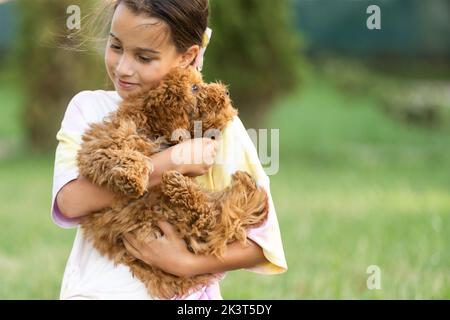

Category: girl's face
[105, 3, 198, 99]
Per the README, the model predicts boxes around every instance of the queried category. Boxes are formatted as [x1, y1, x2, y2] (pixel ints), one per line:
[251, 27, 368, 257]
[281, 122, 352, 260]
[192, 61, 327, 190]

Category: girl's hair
[116, 0, 209, 54]
[64, 0, 209, 56]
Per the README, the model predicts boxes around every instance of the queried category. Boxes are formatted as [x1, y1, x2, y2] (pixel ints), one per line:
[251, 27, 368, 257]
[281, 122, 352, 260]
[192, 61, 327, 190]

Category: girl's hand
[145, 137, 218, 189]
[122, 221, 197, 278]
[170, 138, 218, 177]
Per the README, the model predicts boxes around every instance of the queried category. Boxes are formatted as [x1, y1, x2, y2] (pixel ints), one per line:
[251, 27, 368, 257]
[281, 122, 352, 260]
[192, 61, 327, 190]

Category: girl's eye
[138, 56, 152, 63]
[110, 44, 122, 51]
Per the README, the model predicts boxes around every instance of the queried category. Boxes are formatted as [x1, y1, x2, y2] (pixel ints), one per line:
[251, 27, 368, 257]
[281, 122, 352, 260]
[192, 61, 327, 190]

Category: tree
[204, 0, 303, 129]
[15, 0, 108, 151]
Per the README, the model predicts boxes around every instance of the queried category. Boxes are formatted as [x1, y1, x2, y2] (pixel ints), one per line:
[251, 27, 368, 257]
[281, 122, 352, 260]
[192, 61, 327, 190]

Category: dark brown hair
[61, 0, 209, 74]
[115, 0, 209, 54]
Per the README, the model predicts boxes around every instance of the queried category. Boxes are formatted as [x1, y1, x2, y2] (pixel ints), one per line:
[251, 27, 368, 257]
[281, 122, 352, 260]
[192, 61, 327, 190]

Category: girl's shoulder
[222, 114, 254, 148]
[65, 90, 123, 125]
[222, 114, 245, 137]
[70, 89, 121, 104]
[69, 90, 122, 112]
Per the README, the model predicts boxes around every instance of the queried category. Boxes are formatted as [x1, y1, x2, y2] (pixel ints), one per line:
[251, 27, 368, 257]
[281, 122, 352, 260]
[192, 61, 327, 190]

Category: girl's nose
[115, 55, 135, 77]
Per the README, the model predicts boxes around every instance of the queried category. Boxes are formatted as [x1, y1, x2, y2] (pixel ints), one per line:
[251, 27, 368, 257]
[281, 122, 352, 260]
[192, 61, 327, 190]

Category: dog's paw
[162, 170, 187, 187]
[111, 166, 149, 198]
[161, 170, 189, 196]
[162, 170, 185, 182]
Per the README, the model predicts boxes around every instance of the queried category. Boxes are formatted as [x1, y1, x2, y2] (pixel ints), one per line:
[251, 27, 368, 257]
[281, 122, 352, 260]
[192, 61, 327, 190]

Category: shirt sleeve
[211, 116, 288, 275]
[50, 92, 91, 229]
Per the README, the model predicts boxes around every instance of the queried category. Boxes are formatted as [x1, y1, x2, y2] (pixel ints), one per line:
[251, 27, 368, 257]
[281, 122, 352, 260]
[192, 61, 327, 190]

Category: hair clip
[194, 27, 213, 72]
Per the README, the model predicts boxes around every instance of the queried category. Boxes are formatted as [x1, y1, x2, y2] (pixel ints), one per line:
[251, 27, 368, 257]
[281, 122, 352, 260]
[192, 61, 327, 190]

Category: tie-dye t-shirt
[51, 90, 287, 300]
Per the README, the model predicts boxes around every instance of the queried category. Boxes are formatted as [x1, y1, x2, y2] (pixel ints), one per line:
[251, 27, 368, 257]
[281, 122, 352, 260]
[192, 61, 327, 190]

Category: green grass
[220, 71, 450, 299]
[0, 153, 76, 299]
[0, 68, 449, 299]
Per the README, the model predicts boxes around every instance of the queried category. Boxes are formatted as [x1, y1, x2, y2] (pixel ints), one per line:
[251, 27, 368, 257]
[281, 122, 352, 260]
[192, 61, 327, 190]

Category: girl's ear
[179, 45, 200, 68]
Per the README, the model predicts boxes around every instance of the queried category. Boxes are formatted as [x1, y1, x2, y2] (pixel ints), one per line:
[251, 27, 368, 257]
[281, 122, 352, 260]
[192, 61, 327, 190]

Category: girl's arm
[187, 239, 266, 277]
[123, 221, 268, 278]
[56, 175, 116, 219]
[57, 138, 217, 219]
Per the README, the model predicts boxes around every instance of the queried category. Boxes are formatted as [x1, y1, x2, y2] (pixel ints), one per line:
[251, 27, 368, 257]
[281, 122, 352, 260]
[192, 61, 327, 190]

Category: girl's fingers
[123, 233, 139, 248]
[123, 236, 142, 260]
[122, 234, 142, 259]
[157, 220, 176, 238]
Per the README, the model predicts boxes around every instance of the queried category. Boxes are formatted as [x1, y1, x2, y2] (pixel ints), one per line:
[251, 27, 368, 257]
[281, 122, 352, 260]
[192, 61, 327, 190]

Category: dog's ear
[146, 67, 202, 103]
[196, 82, 238, 135]
[144, 69, 180, 102]
[143, 67, 200, 139]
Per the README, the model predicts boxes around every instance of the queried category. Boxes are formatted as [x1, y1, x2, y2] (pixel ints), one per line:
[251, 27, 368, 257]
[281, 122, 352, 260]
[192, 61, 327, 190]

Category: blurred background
[0, 0, 449, 299]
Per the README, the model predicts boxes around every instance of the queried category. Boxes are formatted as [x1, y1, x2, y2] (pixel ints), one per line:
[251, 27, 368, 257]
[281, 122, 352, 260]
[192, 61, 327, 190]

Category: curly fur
[76, 67, 269, 299]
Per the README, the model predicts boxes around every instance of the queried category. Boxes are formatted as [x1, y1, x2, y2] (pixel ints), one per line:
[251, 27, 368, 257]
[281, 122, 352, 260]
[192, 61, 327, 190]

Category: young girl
[51, 0, 287, 300]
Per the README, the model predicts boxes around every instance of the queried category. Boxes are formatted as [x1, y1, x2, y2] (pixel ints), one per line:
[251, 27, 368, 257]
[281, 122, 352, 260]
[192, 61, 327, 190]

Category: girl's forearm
[188, 240, 268, 277]
[146, 147, 181, 189]
[56, 176, 117, 219]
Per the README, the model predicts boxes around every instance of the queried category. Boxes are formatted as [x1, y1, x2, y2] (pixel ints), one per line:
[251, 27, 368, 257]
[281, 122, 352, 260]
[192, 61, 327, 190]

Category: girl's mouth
[117, 79, 139, 90]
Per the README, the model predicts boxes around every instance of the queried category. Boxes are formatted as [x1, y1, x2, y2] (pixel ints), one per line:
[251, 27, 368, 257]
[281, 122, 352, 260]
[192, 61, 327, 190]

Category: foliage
[14, 0, 107, 151]
[204, 0, 303, 129]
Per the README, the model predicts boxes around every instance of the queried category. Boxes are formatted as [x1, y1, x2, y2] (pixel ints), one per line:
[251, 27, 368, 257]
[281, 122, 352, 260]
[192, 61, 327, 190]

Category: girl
[51, 0, 287, 300]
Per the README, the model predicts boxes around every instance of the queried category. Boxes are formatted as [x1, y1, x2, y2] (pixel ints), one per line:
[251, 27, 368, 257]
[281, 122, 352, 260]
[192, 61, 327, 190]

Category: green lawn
[225, 72, 450, 299]
[0, 69, 449, 299]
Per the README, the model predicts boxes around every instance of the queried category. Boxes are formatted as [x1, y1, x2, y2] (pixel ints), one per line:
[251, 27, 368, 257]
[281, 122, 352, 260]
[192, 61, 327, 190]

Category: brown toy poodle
[76, 67, 269, 299]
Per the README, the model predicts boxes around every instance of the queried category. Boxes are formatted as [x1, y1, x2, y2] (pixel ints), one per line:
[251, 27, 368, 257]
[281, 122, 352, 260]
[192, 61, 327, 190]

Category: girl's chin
[115, 86, 140, 99]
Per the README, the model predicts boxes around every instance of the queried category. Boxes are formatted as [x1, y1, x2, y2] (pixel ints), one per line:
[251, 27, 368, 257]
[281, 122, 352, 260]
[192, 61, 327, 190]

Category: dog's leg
[160, 171, 216, 242]
[77, 119, 156, 198]
[160, 171, 212, 214]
